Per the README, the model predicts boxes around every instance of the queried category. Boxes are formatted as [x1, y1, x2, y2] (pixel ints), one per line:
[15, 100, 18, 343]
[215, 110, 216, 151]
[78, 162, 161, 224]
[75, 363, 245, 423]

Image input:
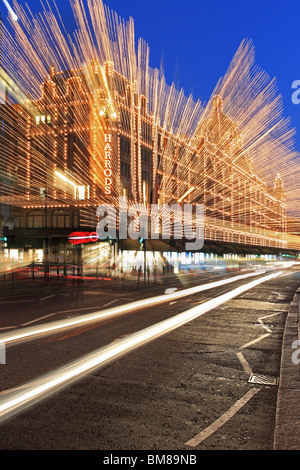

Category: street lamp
[0, 2, 18, 260]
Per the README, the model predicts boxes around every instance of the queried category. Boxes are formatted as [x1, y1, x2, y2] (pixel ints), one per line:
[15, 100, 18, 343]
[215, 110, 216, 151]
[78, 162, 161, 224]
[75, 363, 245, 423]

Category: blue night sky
[2, 0, 300, 151]
[104, 0, 300, 151]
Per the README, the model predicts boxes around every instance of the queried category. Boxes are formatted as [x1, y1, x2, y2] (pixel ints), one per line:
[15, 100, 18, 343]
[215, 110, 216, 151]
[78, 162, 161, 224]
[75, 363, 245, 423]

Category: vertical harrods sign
[104, 133, 113, 195]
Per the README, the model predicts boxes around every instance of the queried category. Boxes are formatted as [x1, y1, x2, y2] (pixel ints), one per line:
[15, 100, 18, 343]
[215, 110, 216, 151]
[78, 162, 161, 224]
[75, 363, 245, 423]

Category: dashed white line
[20, 312, 59, 327]
[39, 294, 57, 301]
[102, 299, 119, 308]
[19, 305, 115, 327]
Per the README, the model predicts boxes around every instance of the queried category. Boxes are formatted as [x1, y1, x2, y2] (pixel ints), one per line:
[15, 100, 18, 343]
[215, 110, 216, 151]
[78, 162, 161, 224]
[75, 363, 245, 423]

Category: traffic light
[1, 226, 9, 248]
[1, 226, 8, 242]
[139, 237, 145, 250]
[108, 236, 119, 245]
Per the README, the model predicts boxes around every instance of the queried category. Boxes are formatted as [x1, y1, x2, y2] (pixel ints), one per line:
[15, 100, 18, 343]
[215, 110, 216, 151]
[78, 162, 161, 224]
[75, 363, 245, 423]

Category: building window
[36, 115, 51, 125]
[27, 211, 45, 229]
[121, 161, 130, 178]
[73, 211, 79, 228]
[52, 210, 70, 229]
[141, 148, 148, 162]
[120, 138, 130, 155]
[14, 214, 24, 229]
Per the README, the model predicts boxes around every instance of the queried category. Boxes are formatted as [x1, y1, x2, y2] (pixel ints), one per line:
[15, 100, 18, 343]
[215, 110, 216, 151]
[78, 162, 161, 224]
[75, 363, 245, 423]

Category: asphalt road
[0, 264, 299, 451]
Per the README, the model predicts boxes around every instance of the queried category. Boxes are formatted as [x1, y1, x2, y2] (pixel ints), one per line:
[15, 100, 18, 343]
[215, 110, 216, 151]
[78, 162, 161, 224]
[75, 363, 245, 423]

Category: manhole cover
[248, 373, 278, 386]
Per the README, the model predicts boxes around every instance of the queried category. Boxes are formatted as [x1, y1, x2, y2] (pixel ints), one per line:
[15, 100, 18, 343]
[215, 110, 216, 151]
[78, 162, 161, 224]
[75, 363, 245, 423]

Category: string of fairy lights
[0, 0, 299, 247]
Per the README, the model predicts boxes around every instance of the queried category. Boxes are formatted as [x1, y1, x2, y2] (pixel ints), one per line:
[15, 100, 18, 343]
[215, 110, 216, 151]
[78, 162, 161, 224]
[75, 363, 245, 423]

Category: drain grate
[248, 373, 278, 386]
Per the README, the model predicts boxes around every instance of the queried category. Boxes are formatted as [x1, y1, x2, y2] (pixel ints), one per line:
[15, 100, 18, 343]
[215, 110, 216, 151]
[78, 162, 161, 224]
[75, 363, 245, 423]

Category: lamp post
[0, 4, 18, 258]
[40, 187, 50, 277]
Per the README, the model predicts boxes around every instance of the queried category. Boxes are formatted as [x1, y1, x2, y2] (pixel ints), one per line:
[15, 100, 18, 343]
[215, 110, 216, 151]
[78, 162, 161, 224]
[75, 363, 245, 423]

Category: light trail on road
[0, 270, 267, 346]
[0, 269, 282, 424]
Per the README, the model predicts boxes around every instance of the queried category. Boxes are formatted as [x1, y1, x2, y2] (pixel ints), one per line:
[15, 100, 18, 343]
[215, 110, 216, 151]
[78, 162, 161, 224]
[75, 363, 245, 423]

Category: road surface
[0, 264, 299, 450]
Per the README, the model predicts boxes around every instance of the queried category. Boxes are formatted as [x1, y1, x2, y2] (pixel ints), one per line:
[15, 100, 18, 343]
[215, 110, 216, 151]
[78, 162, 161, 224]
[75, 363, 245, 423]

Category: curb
[273, 287, 300, 449]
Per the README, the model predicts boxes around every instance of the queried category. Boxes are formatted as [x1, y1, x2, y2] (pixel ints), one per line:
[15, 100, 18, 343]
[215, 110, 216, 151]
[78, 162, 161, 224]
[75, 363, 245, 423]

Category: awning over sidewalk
[116, 237, 298, 257]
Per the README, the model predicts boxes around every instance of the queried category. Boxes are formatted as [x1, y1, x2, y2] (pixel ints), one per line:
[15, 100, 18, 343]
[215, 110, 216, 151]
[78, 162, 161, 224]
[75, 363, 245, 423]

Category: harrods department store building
[0, 60, 290, 264]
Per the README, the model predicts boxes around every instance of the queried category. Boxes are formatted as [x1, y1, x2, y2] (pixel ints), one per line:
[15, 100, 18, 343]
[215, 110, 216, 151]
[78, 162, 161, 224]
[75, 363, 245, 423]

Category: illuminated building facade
[0, 60, 289, 262]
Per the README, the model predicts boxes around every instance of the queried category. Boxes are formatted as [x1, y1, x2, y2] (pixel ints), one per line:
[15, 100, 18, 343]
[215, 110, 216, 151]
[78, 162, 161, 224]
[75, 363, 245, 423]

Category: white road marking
[236, 352, 253, 374]
[102, 299, 119, 307]
[280, 270, 300, 277]
[257, 311, 283, 333]
[20, 313, 59, 327]
[19, 304, 114, 327]
[39, 294, 57, 301]
[187, 276, 289, 448]
[240, 333, 271, 350]
[185, 388, 261, 447]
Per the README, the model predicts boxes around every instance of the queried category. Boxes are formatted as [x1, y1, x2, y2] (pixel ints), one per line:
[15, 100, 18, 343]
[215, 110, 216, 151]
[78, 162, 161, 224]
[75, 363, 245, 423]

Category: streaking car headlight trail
[0, 270, 266, 346]
[0, 270, 282, 423]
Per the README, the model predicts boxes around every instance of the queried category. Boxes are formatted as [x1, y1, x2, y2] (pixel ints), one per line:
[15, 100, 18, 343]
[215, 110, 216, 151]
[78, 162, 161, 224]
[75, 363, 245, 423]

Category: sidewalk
[273, 287, 300, 449]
